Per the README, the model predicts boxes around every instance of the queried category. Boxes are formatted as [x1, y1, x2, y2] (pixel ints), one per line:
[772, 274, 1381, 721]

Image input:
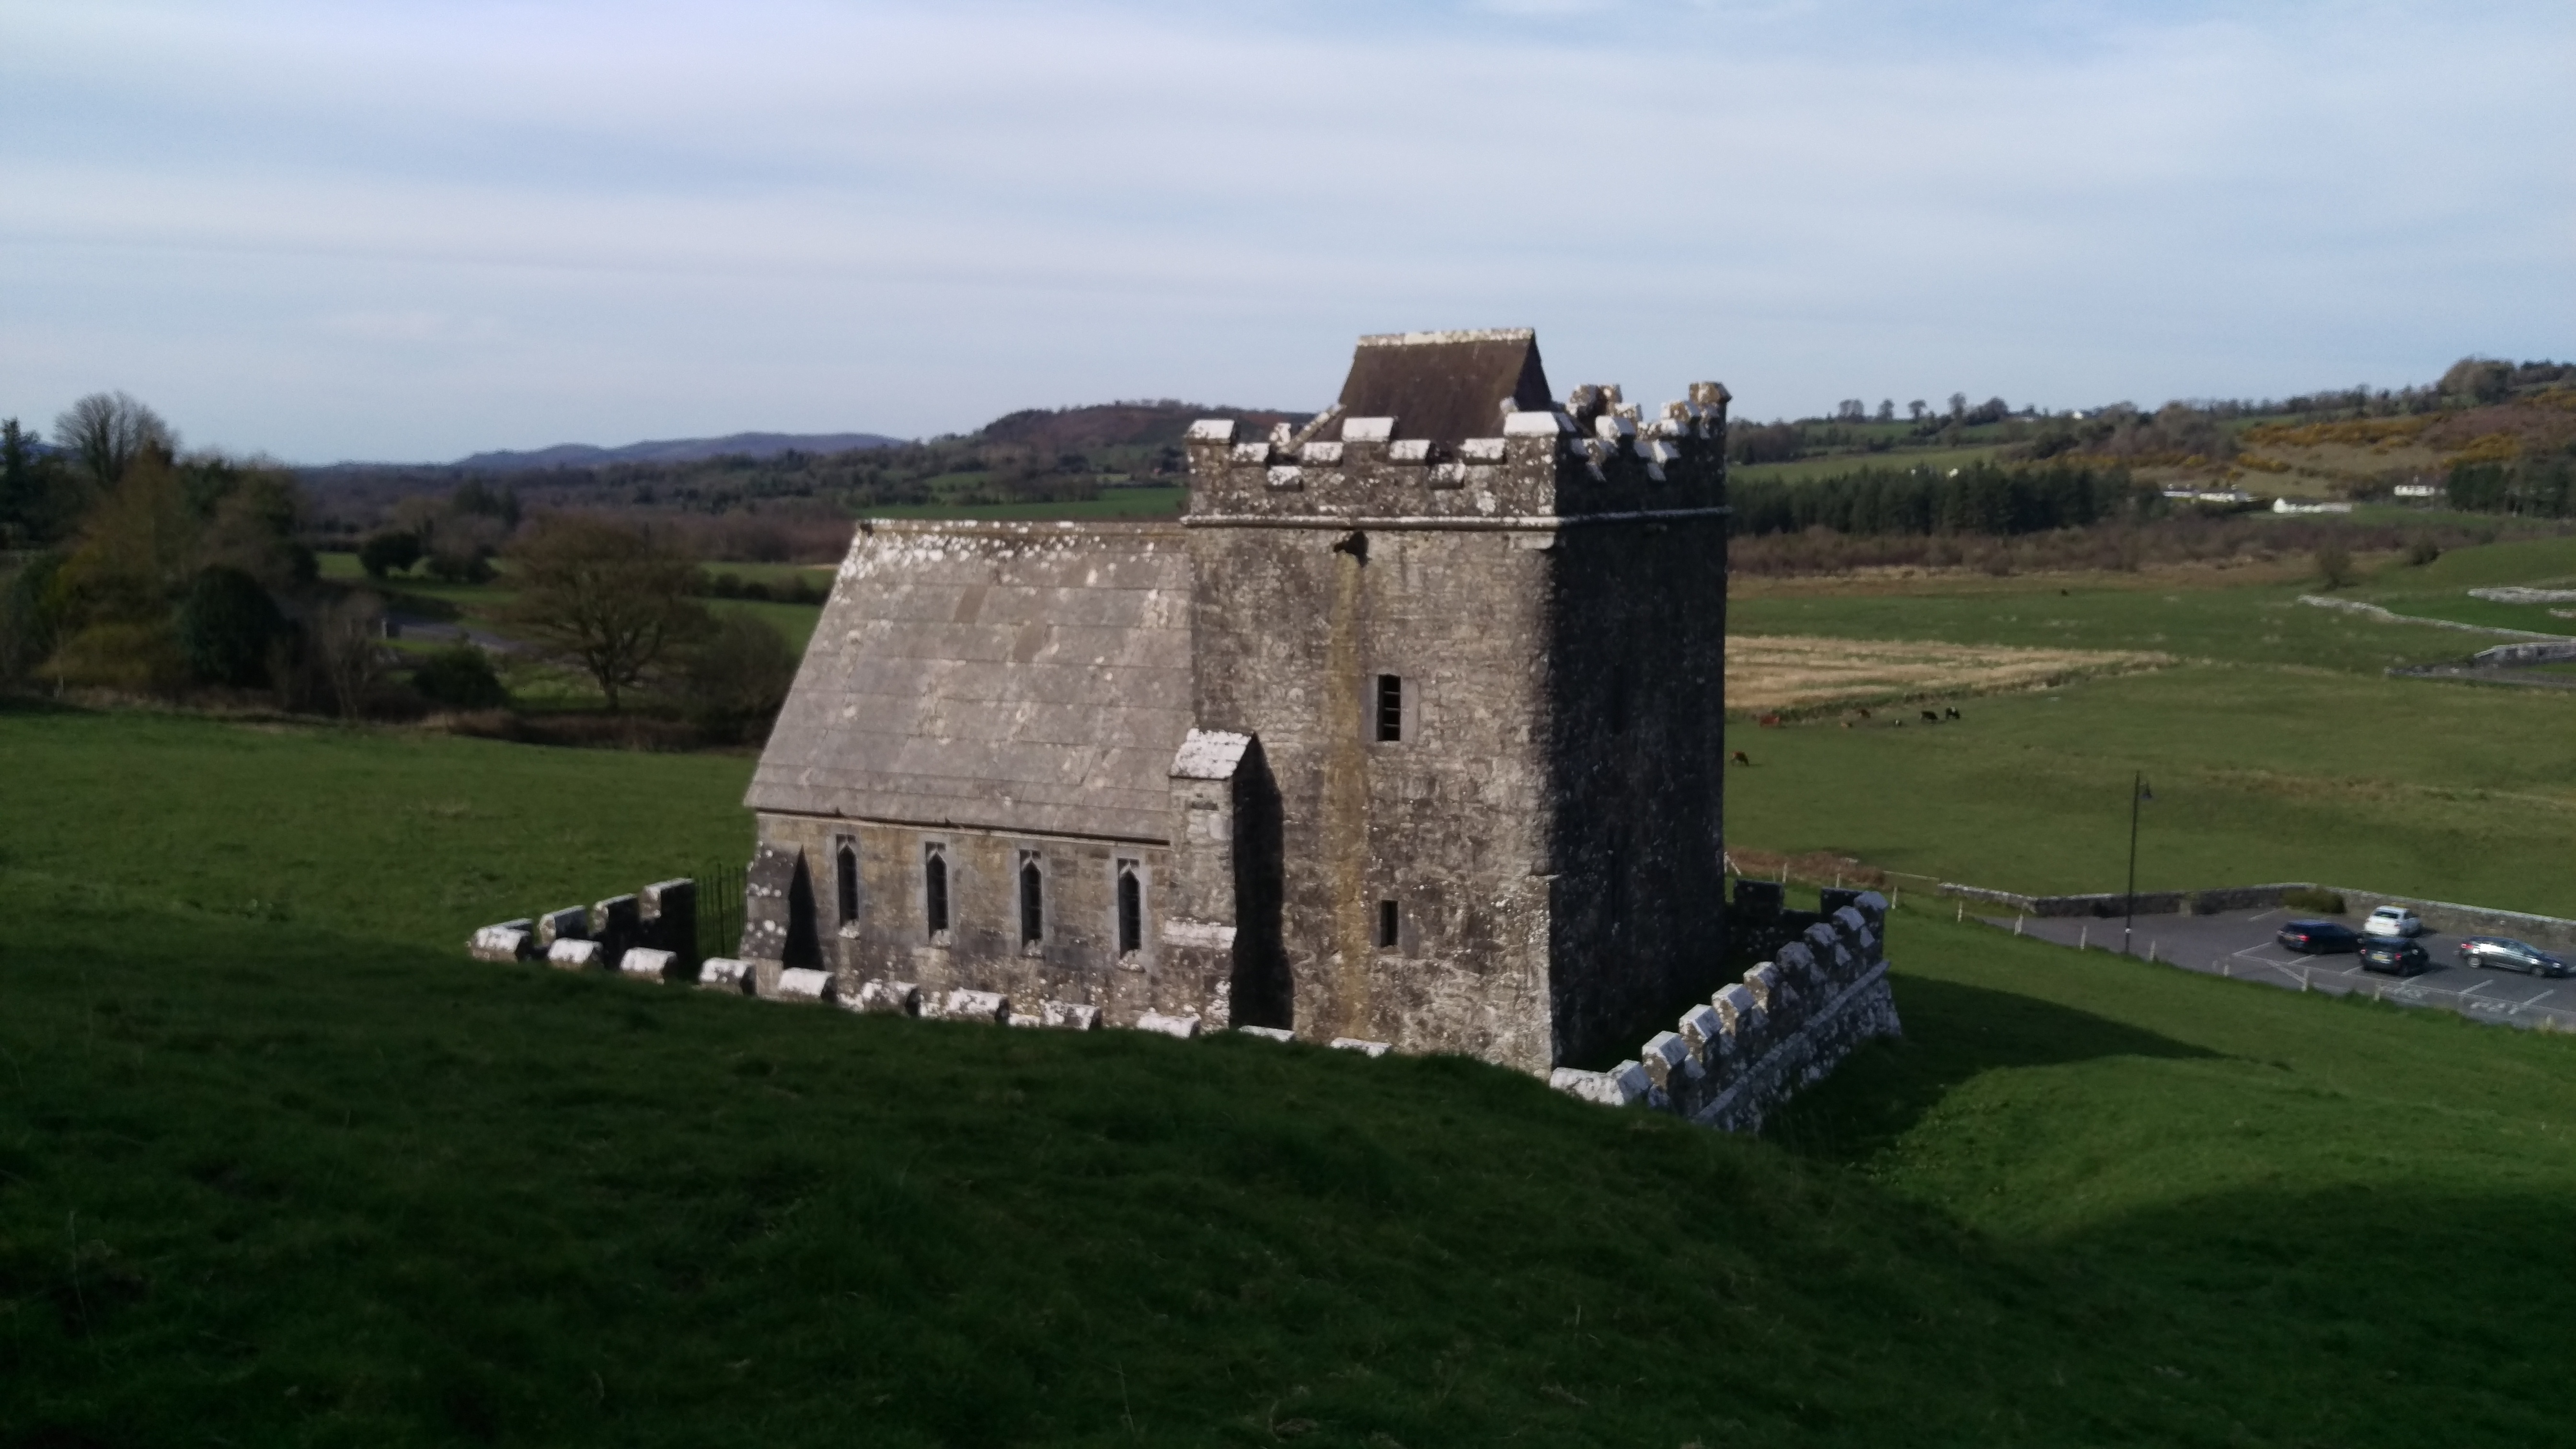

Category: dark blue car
[2277, 919, 2360, 954]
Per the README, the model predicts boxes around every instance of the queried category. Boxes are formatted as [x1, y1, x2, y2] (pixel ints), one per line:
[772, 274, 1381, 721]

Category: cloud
[0, 0, 2567, 459]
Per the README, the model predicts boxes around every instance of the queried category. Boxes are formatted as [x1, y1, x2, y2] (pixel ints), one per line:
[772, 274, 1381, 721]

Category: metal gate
[699, 859, 745, 962]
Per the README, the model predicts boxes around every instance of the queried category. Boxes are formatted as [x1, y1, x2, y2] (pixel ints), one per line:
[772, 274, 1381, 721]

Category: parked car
[2278, 920, 2361, 954]
[2364, 905, 2425, 938]
[2359, 938, 2433, 976]
[2456, 936, 2572, 978]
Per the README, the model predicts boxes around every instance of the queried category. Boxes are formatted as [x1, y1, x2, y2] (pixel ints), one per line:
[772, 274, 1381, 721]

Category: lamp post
[2124, 772, 2153, 956]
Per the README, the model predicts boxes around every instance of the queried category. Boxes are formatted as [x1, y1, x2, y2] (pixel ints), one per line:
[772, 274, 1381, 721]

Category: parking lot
[1981, 905, 2576, 1031]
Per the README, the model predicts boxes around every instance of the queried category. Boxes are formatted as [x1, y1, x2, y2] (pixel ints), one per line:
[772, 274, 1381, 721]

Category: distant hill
[978, 400, 1307, 452]
[449, 431, 906, 472]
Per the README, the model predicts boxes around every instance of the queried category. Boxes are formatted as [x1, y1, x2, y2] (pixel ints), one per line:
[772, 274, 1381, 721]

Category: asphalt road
[1980, 905, 2576, 1031]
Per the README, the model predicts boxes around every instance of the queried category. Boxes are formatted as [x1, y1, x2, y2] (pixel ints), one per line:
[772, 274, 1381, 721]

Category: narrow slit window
[1019, 854, 1044, 946]
[835, 841, 860, 925]
[1116, 862, 1143, 956]
[1377, 899, 1400, 951]
[924, 846, 949, 937]
[1375, 674, 1404, 742]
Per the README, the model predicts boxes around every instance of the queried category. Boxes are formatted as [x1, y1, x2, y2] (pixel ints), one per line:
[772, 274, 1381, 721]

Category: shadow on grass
[1764, 973, 2222, 1161]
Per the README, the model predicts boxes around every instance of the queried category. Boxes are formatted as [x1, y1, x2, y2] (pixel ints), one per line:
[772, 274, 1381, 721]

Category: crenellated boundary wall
[1545, 886, 1901, 1132]
[465, 874, 1898, 1134]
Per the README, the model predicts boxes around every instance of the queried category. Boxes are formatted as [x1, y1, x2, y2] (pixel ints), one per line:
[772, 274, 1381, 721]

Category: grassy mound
[7, 707, 2576, 1445]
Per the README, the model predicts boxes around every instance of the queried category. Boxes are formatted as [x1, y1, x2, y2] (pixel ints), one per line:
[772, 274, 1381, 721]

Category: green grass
[1725, 664, 2576, 914]
[1725, 534, 2576, 909]
[311, 552, 828, 676]
[9, 703, 2576, 1445]
[1730, 572, 2484, 673]
[2351, 534, 2576, 634]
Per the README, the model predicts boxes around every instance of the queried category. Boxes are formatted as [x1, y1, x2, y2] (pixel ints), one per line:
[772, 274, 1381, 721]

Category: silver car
[2455, 936, 2571, 978]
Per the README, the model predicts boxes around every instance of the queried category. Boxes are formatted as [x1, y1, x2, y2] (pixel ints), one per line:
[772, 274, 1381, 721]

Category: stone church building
[739, 329, 1732, 1073]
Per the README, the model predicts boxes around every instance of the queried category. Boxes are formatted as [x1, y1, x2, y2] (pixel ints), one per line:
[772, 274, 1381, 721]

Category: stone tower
[1182, 329, 1731, 1071]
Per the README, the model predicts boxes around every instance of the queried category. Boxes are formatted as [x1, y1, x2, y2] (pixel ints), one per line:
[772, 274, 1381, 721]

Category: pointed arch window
[1019, 852, 1044, 947]
[923, 844, 950, 939]
[1116, 860, 1144, 957]
[835, 840, 860, 927]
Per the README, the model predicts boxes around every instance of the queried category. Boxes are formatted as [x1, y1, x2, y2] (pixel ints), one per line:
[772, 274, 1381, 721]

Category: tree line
[2, 393, 799, 741]
[1729, 461, 2153, 539]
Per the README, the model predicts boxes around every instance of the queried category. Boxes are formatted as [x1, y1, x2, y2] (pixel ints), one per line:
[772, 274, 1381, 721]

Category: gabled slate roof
[746, 521, 1195, 841]
[1330, 328, 1554, 443]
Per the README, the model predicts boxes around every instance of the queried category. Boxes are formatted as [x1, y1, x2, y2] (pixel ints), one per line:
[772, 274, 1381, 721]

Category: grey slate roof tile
[747, 523, 1195, 842]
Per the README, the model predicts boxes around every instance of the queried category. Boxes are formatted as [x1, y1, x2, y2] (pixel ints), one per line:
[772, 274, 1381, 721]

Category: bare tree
[312, 590, 388, 718]
[52, 392, 174, 489]
[505, 516, 709, 711]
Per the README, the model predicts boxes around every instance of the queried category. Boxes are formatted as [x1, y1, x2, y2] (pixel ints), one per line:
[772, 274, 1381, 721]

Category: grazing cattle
[1756, 713, 1783, 728]
[1944, 706, 1961, 720]
[1919, 710, 1939, 724]
[1854, 707, 1872, 719]
[1729, 749, 1751, 766]
[1840, 719, 1854, 729]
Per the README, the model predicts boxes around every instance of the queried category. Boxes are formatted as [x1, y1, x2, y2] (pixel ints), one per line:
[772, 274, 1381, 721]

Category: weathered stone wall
[1541, 514, 1729, 1066]
[1183, 379, 1731, 1073]
[468, 875, 702, 979]
[745, 813, 1223, 1025]
[1551, 889, 1900, 1133]
[1186, 520, 1560, 1069]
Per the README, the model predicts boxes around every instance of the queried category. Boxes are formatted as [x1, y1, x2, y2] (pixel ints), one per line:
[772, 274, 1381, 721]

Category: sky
[3, 0, 2569, 463]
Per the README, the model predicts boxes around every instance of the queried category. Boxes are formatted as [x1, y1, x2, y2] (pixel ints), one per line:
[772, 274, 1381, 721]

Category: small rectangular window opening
[924, 845, 949, 938]
[1116, 861, 1144, 956]
[1019, 852, 1044, 946]
[1375, 674, 1404, 742]
[1376, 899, 1400, 951]
[835, 840, 860, 925]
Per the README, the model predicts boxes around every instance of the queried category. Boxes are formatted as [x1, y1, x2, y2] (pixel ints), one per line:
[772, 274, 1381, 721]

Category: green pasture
[9, 703, 2576, 1445]
[1725, 534, 2576, 910]
[310, 551, 829, 680]
[2350, 534, 2576, 634]
[1725, 663, 2576, 915]
[1730, 572, 2484, 673]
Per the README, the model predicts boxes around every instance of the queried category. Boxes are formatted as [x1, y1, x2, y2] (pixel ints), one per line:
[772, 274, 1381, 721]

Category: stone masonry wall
[1184, 378, 1731, 1073]
[1550, 890, 1900, 1133]
[743, 813, 1224, 1025]
[1186, 521, 1560, 1070]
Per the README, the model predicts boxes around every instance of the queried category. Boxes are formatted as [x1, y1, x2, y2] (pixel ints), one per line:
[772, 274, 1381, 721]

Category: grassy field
[8, 703, 2576, 1445]
[1725, 536, 2576, 910]
[312, 552, 833, 683]
[1725, 663, 2576, 915]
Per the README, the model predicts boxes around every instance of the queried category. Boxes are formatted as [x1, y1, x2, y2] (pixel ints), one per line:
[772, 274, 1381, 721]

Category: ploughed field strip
[1725, 633, 2167, 713]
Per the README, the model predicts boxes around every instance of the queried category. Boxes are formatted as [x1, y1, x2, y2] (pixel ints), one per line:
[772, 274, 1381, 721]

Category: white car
[2364, 905, 2425, 938]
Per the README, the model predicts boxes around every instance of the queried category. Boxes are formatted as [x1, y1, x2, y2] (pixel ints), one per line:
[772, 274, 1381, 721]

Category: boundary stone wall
[1547, 888, 1901, 1132]
[468, 876, 702, 979]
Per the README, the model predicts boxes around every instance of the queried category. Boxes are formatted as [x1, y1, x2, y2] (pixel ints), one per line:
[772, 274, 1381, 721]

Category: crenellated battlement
[1183, 337, 1732, 525]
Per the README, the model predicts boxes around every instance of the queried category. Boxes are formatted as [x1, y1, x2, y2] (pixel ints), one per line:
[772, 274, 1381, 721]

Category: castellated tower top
[1184, 330, 1731, 527]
